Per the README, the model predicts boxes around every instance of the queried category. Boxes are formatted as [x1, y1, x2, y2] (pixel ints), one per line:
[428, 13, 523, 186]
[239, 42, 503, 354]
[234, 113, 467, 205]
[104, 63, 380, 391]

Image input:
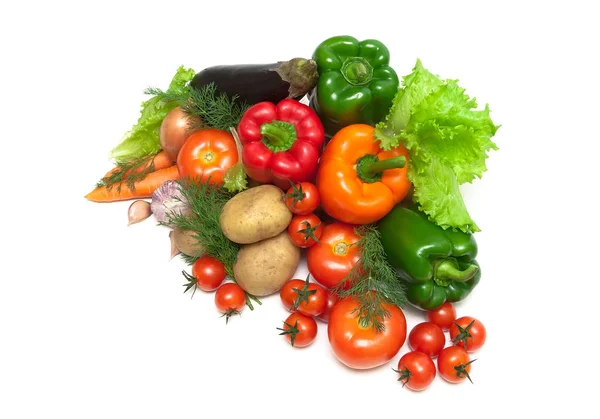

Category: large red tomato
[306, 222, 361, 289]
[327, 297, 407, 369]
[177, 129, 238, 185]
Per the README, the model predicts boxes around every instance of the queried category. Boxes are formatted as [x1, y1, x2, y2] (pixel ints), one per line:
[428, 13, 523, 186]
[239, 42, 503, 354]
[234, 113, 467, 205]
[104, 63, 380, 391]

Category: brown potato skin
[220, 185, 292, 244]
[173, 227, 204, 257]
[233, 232, 301, 296]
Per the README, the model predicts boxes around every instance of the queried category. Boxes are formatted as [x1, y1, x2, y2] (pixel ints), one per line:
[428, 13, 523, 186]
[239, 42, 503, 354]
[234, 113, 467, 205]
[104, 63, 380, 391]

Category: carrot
[85, 165, 180, 202]
[101, 151, 173, 181]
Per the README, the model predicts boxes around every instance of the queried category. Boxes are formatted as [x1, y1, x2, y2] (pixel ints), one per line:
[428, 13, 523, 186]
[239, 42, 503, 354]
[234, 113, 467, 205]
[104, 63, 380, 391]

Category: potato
[220, 184, 292, 244]
[172, 227, 204, 257]
[233, 232, 301, 296]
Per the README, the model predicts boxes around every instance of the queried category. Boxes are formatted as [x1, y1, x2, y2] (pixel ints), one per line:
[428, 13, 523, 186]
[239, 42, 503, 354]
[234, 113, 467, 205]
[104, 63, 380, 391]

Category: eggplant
[190, 58, 318, 105]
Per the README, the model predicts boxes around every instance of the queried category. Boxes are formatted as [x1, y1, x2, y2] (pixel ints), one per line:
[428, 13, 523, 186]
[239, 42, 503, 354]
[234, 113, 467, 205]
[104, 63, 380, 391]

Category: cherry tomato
[316, 290, 339, 323]
[408, 322, 445, 357]
[426, 302, 457, 330]
[214, 283, 246, 323]
[328, 296, 407, 369]
[177, 129, 238, 185]
[437, 346, 476, 384]
[287, 214, 323, 248]
[191, 256, 226, 292]
[284, 182, 320, 215]
[277, 313, 318, 348]
[450, 316, 487, 352]
[394, 351, 436, 391]
[279, 276, 327, 317]
[306, 222, 361, 289]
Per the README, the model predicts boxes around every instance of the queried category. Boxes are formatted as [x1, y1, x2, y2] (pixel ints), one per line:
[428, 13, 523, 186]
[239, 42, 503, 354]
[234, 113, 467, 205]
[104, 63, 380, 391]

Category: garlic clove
[169, 230, 181, 260]
[128, 200, 152, 226]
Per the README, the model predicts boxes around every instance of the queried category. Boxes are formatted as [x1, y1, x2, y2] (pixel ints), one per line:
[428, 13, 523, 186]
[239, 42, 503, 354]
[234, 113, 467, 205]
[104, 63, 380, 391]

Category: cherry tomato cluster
[186, 256, 247, 323]
[284, 182, 323, 248]
[277, 274, 336, 348]
[394, 302, 487, 391]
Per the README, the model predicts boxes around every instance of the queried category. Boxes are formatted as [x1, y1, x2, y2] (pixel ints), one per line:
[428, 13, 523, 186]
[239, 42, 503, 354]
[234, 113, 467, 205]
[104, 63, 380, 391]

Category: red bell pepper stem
[260, 121, 297, 152]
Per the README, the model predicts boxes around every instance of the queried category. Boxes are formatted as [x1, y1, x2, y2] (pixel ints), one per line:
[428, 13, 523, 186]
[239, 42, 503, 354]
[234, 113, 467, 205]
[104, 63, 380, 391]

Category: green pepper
[378, 204, 481, 310]
[309, 35, 399, 137]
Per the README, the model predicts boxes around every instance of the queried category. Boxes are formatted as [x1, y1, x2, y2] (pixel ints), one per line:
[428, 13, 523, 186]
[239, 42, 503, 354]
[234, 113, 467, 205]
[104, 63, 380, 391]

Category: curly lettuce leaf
[110, 66, 195, 163]
[375, 59, 443, 150]
[375, 60, 499, 232]
[409, 153, 479, 232]
[223, 163, 248, 193]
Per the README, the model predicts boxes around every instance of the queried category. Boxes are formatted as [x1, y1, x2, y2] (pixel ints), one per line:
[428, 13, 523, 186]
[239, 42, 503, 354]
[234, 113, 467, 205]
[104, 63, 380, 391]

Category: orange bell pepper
[316, 124, 411, 225]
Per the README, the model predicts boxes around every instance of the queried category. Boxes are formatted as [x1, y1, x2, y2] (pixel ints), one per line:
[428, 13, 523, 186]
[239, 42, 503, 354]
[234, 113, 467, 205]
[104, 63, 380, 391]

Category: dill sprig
[145, 82, 248, 131]
[164, 177, 261, 309]
[96, 153, 157, 192]
[332, 224, 407, 333]
[179, 252, 199, 266]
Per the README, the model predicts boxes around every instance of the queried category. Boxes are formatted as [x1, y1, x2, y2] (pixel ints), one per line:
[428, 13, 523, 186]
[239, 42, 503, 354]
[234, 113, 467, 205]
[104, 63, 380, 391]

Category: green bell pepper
[378, 204, 481, 310]
[309, 35, 399, 137]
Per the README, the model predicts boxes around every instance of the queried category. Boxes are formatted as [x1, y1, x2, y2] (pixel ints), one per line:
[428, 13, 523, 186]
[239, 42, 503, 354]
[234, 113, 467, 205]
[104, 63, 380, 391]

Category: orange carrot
[85, 165, 180, 202]
[101, 151, 173, 180]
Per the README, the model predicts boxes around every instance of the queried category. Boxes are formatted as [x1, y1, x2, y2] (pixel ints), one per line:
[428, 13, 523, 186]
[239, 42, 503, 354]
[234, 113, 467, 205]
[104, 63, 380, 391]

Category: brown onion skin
[160, 107, 200, 162]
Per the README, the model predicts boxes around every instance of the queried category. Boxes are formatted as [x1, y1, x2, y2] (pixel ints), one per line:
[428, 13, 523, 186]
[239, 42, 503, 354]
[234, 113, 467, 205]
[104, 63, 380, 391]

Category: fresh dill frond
[143, 87, 186, 104]
[332, 224, 407, 332]
[145, 82, 248, 131]
[184, 83, 248, 131]
[179, 252, 199, 266]
[96, 154, 157, 192]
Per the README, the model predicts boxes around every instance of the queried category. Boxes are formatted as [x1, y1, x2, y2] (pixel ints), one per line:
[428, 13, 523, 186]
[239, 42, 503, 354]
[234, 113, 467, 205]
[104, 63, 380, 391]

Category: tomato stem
[297, 221, 321, 245]
[221, 309, 241, 324]
[291, 274, 317, 311]
[182, 270, 198, 299]
[454, 358, 477, 384]
[333, 242, 349, 256]
[283, 181, 306, 206]
[392, 366, 412, 388]
[451, 319, 475, 349]
[277, 320, 301, 347]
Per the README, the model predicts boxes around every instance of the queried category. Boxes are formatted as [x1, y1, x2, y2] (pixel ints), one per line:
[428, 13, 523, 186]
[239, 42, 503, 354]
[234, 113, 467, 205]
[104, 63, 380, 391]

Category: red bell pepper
[237, 99, 325, 190]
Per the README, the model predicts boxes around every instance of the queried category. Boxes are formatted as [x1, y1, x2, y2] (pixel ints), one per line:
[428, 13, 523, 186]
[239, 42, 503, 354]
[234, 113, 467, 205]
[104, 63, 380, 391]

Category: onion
[160, 107, 200, 162]
[151, 180, 189, 224]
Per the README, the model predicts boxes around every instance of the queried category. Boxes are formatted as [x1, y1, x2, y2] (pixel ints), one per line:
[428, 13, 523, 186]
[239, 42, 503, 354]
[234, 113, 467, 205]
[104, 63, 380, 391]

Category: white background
[1, 0, 599, 417]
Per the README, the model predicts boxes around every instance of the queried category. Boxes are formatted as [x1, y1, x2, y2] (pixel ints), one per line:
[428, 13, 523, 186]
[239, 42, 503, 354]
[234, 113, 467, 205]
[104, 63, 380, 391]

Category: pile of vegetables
[85, 35, 498, 390]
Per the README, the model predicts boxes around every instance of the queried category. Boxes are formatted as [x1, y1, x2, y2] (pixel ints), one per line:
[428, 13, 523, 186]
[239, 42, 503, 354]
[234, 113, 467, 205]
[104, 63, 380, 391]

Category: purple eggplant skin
[190, 58, 318, 105]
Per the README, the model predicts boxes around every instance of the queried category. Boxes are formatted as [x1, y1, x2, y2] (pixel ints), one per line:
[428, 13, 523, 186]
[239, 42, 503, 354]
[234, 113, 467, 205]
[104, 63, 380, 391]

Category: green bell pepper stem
[260, 121, 297, 152]
[356, 154, 406, 183]
[341, 57, 374, 86]
[436, 260, 479, 283]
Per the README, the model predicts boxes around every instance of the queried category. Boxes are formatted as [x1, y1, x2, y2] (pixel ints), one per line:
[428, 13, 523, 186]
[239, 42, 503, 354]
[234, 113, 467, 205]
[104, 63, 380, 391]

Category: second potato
[220, 184, 292, 244]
